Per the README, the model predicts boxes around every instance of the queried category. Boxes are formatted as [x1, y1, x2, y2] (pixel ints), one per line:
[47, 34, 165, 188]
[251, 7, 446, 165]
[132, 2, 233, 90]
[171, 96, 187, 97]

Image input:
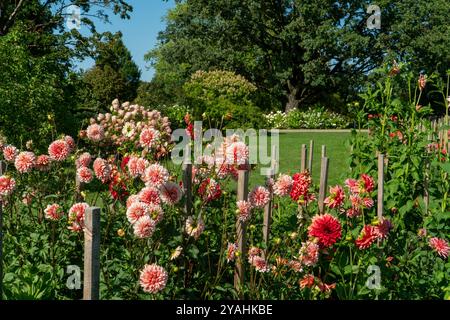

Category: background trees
[147, 0, 450, 113]
[0, 0, 133, 150]
[80, 32, 141, 114]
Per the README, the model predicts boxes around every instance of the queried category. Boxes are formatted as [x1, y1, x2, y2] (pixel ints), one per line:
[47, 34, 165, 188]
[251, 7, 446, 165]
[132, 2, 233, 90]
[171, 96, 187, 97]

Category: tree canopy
[0, 0, 133, 149]
[81, 32, 141, 113]
[147, 0, 450, 111]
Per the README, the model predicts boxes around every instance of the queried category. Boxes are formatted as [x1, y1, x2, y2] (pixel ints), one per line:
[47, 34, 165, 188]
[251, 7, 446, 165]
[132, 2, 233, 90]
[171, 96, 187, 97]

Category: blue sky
[75, 0, 175, 81]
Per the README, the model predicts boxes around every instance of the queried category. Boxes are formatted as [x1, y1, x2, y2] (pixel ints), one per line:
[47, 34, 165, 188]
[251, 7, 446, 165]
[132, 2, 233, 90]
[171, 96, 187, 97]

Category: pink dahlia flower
[86, 124, 105, 142]
[126, 201, 149, 224]
[44, 203, 63, 221]
[77, 166, 93, 183]
[133, 215, 156, 238]
[93, 158, 111, 183]
[76, 152, 92, 168]
[324, 185, 345, 209]
[139, 128, 160, 149]
[138, 187, 161, 206]
[429, 237, 449, 259]
[159, 181, 182, 205]
[142, 164, 169, 188]
[3, 145, 18, 162]
[236, 200, 252, 222]
[273, 174, 293, 197]
[249, 186, 270, 208]
[14, 151, 35, 173]
[139, 264, 168, 294]
[48, 140, 70, 161]
[0, 175, 16, 196]
[185, 215, 205, 240]
[36, 155, 51, 171]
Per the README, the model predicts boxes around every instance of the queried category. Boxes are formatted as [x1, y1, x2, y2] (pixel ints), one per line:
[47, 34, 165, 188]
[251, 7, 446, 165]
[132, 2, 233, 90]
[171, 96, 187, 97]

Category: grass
[250, 131, 352, 187]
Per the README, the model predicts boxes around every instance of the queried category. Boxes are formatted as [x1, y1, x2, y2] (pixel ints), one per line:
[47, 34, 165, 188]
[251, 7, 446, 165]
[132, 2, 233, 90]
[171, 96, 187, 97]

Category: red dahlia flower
[355, 225, 377, 249]
[308, 214, 342, 248]
[324, 185, 345, 208]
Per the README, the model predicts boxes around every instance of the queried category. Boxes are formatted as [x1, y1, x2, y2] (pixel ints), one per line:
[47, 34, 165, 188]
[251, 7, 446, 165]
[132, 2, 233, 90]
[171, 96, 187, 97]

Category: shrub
[157, 104, 191, 130]
[264, 107, 350, 129]
[183, 70, 265, 128]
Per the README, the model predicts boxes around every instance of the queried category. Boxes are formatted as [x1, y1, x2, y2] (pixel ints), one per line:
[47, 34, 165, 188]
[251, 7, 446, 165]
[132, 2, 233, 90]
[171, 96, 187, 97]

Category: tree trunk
[285, 80, 300, 112]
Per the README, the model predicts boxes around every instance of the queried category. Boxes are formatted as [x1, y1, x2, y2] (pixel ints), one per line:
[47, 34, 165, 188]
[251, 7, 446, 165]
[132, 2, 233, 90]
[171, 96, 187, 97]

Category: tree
[81, 32, 141, 112]
[0, 1, 132, 149]
[0, 1, 132, 37]
[147, 0, 450, 112]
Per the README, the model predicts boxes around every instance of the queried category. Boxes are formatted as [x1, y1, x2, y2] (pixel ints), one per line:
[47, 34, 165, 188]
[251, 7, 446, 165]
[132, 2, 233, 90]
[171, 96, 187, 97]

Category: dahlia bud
[418, 74, 426, 91]
[117, 229, 125, 237]
[25, 140, 33, 150]
[97, 113, 105, 122]
[78, 129, 87, 138]
[112, 98, 120, 109]
[418, 228, 427, 238]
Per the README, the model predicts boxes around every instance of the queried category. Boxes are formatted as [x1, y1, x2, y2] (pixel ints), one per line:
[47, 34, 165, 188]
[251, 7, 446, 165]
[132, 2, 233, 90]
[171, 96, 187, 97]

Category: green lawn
[250, 131, 352, 187]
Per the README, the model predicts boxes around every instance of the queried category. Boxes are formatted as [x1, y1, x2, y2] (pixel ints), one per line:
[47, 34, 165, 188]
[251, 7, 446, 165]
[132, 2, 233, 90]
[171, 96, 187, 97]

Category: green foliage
[0, 23, 76, 151]
[79, 32, 141, 113]
[134, 81, 182, 108]
[183, 70, 265, 128]
[0, 0, 133, 151]
[148, 0, 450, 111]
[157, 104, 191, 129]
[184, 70, 257, 103]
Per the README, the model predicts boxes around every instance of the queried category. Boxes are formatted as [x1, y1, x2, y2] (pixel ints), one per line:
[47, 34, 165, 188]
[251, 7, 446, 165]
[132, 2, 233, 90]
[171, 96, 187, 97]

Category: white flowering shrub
[265, 107, 350, 129]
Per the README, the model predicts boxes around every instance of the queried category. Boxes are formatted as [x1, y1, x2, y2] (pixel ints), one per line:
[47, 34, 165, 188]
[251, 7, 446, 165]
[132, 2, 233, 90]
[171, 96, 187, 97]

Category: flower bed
[0, 81, 449, 299]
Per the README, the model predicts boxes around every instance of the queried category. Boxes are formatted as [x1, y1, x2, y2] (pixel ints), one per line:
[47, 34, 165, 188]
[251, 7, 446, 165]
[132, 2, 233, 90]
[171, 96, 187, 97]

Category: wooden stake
[0, 161, 5, 300]
[424, 161, 430, 215]
[377, 154, 384, 220]
[182, 163, 192, 216]
[75, 176, 83, 202]
[321, 145, 326, 158]
[262, 168, 274, 260]
[301, 144, 307, 172]
[308, 140, 314, 174]
[262, 145, 278, 258]
[83, 207, 101, 300]
[318, 157, 329, 214]
[234, 168, 249, 298]
[271, 144, 278, 175]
